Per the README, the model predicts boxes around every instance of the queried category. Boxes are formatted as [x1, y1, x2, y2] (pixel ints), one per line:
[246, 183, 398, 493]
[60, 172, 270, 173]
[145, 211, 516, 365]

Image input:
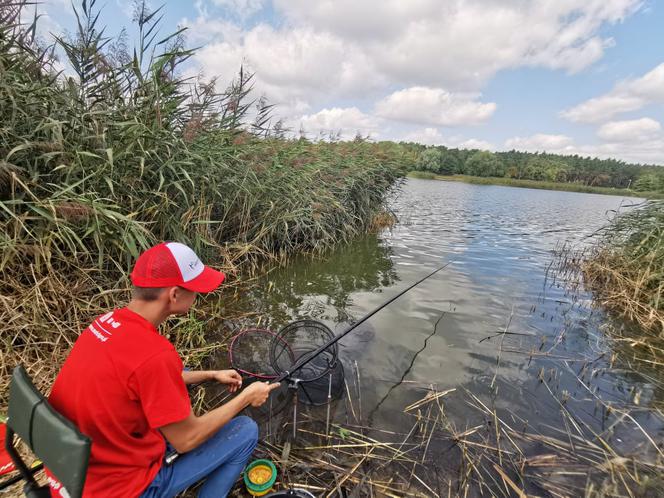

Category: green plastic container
[244, 459, 277, 496]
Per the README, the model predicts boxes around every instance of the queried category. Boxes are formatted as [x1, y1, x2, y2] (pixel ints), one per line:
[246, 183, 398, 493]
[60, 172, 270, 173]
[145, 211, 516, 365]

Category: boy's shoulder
[79, 308, 178, 370]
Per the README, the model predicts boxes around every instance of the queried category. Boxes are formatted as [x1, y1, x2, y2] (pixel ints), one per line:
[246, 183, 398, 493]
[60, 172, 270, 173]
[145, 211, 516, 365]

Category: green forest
[409, 144, 664, 193]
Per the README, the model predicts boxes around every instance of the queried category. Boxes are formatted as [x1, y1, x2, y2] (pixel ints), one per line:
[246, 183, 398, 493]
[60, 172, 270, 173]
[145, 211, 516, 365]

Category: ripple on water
[236, 179, 662, 489]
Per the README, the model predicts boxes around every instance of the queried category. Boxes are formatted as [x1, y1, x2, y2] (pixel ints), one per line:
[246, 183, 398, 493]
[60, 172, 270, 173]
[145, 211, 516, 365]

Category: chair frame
[4, 425, 48, 496]
[3, 366, 90, 498]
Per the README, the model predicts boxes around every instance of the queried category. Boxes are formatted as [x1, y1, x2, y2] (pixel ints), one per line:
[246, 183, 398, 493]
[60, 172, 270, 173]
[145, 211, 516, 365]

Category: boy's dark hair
[132, 286, 167, 302]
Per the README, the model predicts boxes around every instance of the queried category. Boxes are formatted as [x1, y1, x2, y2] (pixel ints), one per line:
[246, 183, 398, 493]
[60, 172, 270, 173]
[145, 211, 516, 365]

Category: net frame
[229, 328, 295, 380]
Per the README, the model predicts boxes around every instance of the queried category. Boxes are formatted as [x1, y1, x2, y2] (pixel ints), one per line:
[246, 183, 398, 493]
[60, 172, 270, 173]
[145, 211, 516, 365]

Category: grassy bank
[583, 201, 664, 336]
[0, 2, 407, 404]
[408, 171, 664, 198]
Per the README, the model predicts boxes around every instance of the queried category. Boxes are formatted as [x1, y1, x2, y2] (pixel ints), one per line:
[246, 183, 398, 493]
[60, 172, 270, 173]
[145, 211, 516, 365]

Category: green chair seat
[5, 366, 91, 498]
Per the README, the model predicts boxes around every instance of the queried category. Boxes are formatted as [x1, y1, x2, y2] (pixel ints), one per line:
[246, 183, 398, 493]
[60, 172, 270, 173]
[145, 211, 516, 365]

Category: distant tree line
[405, 144, 664, 192]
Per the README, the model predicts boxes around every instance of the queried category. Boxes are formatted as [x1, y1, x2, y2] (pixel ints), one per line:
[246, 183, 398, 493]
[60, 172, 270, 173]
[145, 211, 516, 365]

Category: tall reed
[0, 0, 406, 403]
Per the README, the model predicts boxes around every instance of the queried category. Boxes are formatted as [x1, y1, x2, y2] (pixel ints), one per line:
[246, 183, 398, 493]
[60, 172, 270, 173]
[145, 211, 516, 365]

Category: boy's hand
[210, 370, 243, 392]
[242, 382, 281, 407]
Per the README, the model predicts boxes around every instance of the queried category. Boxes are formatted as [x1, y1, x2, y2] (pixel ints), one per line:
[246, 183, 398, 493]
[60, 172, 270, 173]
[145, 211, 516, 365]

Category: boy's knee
[234, 416, 258, 445]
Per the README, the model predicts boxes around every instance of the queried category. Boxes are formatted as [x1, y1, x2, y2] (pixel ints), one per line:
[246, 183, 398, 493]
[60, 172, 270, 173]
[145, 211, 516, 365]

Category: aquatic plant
[0, 0, 405, 405]
[584, 200, 664, 335]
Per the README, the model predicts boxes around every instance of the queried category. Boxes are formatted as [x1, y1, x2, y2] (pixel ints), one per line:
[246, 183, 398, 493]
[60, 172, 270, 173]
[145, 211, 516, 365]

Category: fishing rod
[274, 261, 452, 384]
[164, 262, 451, 466]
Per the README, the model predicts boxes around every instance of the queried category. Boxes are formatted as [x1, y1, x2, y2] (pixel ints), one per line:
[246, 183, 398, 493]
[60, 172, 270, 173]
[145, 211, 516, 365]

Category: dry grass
[235, 376, 664, 497]
[581, 201, 663, 335]
[583, 250, 664, 335]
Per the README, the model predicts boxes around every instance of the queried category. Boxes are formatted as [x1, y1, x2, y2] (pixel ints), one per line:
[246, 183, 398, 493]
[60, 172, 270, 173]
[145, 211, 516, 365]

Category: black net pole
[275, 262, 451, 383]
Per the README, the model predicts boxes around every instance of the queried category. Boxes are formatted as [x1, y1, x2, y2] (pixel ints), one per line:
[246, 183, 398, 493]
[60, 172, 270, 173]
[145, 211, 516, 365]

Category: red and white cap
[130, 242, 225, 293]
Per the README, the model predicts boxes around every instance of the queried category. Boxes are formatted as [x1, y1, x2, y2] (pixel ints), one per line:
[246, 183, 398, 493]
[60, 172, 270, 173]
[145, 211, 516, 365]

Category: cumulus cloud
[504, 131, 664, 165]
[211, 0, 265, 18]
[402, 127, 445, 145]
[275, 0, 640, 89]
[180, 16, 244, 45]
[402, 128, 493, 150]
[504, 134, 575, 152]
[597, 118, 662, 143]
[190, 24, 384, 108]
[186, 0, 641, 112]
[375, 87, 496, 127]
[179, 0, 658, 163]
[293, 107, 380, 139]
[561, 62, 664, 123]
[574, 140, 664, 165]
[457, 138, 494, 150]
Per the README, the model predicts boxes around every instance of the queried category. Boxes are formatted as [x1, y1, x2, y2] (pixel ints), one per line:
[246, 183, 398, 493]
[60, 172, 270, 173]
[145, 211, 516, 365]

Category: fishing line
[166, 262, 451, 465]
[367, 310, 446, 426]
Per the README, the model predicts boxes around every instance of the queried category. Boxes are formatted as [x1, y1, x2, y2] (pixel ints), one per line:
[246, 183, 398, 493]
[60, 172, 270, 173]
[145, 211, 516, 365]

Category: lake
[222, 179, 664, 495]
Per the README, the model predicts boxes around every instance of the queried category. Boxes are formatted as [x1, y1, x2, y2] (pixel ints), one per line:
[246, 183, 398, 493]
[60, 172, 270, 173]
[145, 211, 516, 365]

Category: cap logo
[166, 242, 205, 282]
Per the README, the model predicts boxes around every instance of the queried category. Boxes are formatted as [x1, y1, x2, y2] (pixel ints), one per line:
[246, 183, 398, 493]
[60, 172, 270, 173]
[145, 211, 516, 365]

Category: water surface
[223, 179, 663, 494]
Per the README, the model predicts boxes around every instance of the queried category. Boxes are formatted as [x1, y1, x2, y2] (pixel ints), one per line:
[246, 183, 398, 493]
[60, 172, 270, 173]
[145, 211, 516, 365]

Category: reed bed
[581, 201, 664, 335]
[0, 0, 406, 407]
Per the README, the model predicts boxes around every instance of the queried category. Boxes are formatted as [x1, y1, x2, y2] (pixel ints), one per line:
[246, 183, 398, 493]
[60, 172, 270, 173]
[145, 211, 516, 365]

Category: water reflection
[224, 179, 664, 494]
[246, 233, 399, 326]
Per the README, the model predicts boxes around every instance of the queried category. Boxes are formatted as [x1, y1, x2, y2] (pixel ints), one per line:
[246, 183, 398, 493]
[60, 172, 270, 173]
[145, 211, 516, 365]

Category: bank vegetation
[409, 145, 664, 198]
[0, 1, 408, 403]
[584, 201, 664, 337]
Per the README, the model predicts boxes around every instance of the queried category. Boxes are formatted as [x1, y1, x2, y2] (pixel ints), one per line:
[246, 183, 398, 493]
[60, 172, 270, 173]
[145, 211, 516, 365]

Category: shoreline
[408, 172, 664, 199]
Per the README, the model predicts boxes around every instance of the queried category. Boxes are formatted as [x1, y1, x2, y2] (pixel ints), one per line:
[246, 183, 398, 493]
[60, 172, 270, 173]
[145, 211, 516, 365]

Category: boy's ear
[166, 286, 180, 303]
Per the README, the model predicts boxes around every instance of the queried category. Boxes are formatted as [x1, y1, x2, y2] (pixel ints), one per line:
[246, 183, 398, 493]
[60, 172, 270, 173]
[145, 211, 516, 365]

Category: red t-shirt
[47, 308, 191, 498]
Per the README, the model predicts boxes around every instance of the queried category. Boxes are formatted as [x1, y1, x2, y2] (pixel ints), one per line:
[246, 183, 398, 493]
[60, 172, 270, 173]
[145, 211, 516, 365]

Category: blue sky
[40, 0, 664, 165]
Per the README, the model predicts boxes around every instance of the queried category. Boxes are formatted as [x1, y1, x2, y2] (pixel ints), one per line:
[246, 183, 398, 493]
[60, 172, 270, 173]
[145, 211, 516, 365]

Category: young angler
[47, 242, 279, 498]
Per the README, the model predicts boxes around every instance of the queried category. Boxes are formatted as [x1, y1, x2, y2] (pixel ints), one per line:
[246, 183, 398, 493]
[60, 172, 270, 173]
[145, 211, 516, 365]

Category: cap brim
[180, 266, 225, 293]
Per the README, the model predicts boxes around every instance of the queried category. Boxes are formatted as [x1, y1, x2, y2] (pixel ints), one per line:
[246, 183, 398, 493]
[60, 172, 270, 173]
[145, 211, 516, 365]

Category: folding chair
[3, 366, 91, 498]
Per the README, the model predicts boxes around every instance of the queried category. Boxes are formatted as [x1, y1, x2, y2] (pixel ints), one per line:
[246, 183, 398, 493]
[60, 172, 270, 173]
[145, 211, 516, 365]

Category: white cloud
[180, 16, 244, 45]
[561, 62, 664, 123]
[505, 134, 575, 152]
[504, 130, 664, 165]
[402, 128, 493, 150]
[293, 107, 380, 139]
[275, 0, 640, 90]
[457, 138, 494, 151]
[402, 127, 445, 145]
[34, 0, 69, 42]
[211, 0, 265, 18]
[187, 0, 642, 115]
[191, 24, 383, 109]
[597, 118, 661, 143]
[588, 139, 664, 165]
[180, 1, 662, 164]
[375, 87, 496, 127]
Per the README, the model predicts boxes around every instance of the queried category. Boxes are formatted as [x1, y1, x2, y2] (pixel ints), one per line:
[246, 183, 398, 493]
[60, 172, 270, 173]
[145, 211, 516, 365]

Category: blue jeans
[140, 416, 258, 498]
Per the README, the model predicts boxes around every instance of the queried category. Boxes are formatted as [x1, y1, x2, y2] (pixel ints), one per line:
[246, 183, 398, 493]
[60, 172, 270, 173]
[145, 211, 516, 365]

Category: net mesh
[269, 319, 338, 382]
[227, 320, 345, 408]
[229, 328, 294, 379]
[297, 360, 345, 406]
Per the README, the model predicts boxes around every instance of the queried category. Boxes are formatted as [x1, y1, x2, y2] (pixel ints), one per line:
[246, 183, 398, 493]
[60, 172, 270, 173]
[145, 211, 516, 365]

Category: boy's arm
[159, 382, 280, 453]
[182, 370, 214, 384]
[182, 369, 242, 391]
